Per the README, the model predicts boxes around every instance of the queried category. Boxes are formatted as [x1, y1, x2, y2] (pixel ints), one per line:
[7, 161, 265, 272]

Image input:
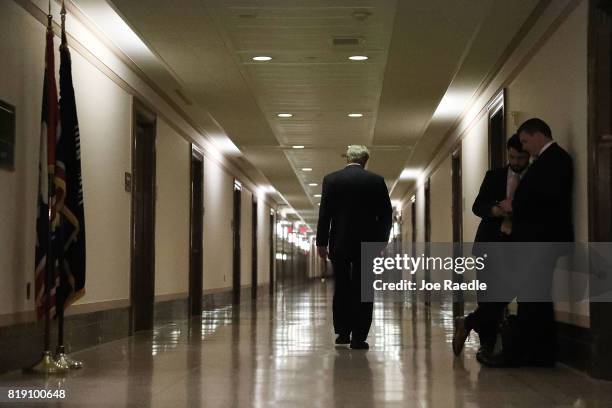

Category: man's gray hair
[346, 145, 370, 163]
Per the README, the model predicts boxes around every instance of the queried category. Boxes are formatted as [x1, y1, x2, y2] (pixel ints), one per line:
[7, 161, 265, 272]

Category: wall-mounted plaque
[0, 100, 16, 171]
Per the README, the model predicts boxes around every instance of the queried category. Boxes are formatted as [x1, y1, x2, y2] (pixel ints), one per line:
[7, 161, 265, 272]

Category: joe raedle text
[373, 279, 487, 292]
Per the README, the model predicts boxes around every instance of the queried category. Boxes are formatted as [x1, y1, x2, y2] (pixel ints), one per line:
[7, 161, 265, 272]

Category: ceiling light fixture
[308, 183, 318, 186]
[348, 113, 363, 118]
[252, 56, 272, 61]
[349, 55, 368, 61]
[399, 168, 421, 180]
[314, 194, 322, 198]
[277, 113, 293, 118]
[292, 145, 304, 149]
[302, 168, 312, 172]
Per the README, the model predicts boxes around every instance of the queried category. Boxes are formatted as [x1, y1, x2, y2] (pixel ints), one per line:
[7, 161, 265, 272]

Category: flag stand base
[55, 346, 83, 370]
[23, 351, 65, 375]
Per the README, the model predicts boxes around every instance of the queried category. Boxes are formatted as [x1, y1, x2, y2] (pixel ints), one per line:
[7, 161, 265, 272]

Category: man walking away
[316, 145, 392, 350]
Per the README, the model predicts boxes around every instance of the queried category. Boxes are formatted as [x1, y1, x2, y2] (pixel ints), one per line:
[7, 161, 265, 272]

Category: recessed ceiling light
[317, 203, 321, 206]
[348, 113, 363, 118]
[302, 168, 312, 172]
[277, 113, 293, 118]
[292, 145, 304, 149]
[252, 56, 272, 61]
[314, 194, 322, 198]
[349, 55, 368, 61]
[308, 183, 318, 186]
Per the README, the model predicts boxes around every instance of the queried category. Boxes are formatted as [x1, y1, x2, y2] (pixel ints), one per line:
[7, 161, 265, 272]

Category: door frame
[189, 145, 204, 317]
[424, 178, 431, 306]
[269, 210, 275, 293]
[451, 148, 463, 317]
[587, 0, 612, 380]
[232, 179, 242, 303]
[129, 99, 156, 333]
[251, 196, 258, 299]
[487, 88, 507, 170]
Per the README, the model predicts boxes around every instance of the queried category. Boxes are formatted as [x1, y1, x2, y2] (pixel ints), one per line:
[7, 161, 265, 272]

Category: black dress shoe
[335, 334, 350, 345]
[452, 317, 469, 356]
[477, 351, 520, 368]
[477, 351, 508, 367]
[476, 343, 495, 361]
[350, 341, 369, 350]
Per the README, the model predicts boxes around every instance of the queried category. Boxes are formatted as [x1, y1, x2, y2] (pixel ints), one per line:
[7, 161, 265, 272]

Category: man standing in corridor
[316, 145, 392, 350]
[453, 134, 530, 359]
[494, 118, 574, 366]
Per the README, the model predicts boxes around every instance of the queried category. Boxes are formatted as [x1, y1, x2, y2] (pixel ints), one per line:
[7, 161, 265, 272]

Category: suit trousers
[466, 241, 513, 349]
[465, 302, 507, 349]
[514, 251, 558, 364]
[331, 255, 373, 342]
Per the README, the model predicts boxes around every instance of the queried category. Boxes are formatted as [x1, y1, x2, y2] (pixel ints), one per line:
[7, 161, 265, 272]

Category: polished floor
[1, 280, 612, 407]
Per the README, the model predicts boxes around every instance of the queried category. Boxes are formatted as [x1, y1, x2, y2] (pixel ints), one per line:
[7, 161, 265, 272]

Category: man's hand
[317, 246, 328, 260]
[490, 205, 505, 217]
[499, 198, 513, 213]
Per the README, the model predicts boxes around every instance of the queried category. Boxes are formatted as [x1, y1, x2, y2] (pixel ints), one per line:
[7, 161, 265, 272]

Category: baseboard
[0, 284, 273, 375]
[0, 306, 130, 375]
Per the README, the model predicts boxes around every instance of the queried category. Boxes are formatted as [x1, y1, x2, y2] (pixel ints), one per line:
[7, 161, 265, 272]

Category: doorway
[451, 149, 463, 317]
[251, 196, 258, 299]
[410, 198, 417, 303]
[588, 0, 612, 380]
[232, 180, 242, 303]
[487, 89, 506, 170]
[424, 178, 431, 306]
[269, 211, 275, 293]
[130, 100, 156, 332]
[189, 146, 204, 317]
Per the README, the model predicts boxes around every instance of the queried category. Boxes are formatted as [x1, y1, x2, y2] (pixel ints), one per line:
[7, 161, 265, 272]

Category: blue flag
[55, 30, 86, 310]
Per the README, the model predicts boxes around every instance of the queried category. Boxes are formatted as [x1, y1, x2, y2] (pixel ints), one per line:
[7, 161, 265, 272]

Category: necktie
[507, 172, 519, 199]
[501, 173, 520, 235]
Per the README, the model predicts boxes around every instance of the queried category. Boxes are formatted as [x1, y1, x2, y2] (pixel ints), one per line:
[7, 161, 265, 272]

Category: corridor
[2, 280, 612, 407]
[3, 0, 612, 405]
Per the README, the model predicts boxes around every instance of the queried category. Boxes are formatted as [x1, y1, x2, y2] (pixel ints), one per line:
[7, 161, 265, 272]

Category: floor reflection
[1, 280, 612, 407]
[333, 351, 373, 407]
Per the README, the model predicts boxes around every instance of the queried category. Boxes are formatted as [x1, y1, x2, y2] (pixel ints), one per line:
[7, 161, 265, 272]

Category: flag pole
[54, 0, 82, 371]
[24, 3, 64, 376]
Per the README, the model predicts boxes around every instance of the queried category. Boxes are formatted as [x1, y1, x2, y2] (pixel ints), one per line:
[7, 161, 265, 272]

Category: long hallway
[2, 280, 612, 407]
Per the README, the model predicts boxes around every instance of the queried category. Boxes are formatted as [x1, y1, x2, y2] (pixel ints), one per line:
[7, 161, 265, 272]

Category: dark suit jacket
[511, 142, 574, 242]
[472, 166, 510, 246]
[316, 164, 393, 260]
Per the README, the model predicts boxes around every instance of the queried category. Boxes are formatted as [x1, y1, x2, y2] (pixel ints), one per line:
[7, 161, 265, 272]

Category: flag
[55, 28, 86, 311]
[34, 22, 60, 319]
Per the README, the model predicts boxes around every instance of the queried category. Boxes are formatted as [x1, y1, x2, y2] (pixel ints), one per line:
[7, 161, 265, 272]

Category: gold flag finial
[60, 0, 67, 47]
[47, 0, 53, 31]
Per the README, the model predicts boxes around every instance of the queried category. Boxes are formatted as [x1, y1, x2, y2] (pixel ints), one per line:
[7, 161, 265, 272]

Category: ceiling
[73, 0, 541, 230]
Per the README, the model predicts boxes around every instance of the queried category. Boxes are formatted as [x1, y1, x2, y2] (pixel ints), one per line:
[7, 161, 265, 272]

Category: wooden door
[130, 101, 156, 332]
[189, 147, 204, 317]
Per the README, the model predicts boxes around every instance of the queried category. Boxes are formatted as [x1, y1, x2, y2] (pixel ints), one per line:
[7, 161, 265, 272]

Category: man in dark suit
[493, 118, 574, 366]
[505, 119, 574, 243]
[453, 134, 530, 358]
[316, 145, 392, 350]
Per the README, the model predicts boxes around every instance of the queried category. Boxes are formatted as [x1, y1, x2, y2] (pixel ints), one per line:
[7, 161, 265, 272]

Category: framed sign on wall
[0, 100, 15, 171]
